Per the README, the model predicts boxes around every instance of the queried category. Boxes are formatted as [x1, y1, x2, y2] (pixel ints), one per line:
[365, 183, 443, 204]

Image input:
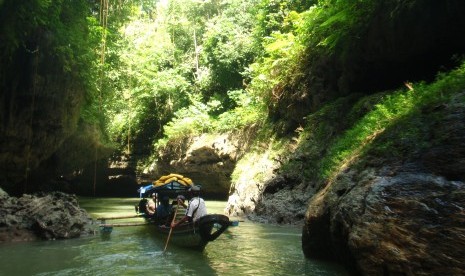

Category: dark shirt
[156, 203, 170, 220]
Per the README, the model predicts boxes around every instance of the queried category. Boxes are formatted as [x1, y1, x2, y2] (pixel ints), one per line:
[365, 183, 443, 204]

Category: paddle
[164, 201, 180, 252]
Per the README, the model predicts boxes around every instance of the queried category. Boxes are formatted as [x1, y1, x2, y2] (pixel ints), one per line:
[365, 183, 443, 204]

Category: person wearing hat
[171, 186, 207, 228]
[171, 195, 187, 222]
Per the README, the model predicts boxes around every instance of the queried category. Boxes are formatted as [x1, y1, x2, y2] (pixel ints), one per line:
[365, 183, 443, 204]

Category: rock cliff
[301, 94, 465, 274]
[0, 31, 85, 194]
[146, 126, 258, 198]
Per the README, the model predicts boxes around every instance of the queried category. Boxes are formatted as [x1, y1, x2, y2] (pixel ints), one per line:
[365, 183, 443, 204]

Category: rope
[94, 0, 109, 197]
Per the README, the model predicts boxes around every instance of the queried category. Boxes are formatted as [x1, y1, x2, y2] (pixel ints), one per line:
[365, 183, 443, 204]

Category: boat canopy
[138, 173, 195, 198]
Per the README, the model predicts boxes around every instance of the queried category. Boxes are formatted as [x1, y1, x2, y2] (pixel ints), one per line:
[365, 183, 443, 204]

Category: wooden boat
[100, 174, 231, 251]
[153, 214, 230, 250]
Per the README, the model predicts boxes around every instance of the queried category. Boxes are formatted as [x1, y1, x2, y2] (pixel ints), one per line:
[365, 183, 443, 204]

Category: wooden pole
[100, 222, 148, 227]
[97, 214, 144, 220]
[164, 202, 180, 252]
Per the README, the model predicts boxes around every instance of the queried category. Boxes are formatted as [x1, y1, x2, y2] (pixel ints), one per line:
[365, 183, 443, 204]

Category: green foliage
[156, 100, 214, 148]
[299, 0, 378, 53]
[5, 0, 465, 192]
[100, 0, 271, 156]
[254, 0, 316, 39]
[155, 88, 266, 151]
[200, 0, 260, 108]
[101, 5, 193, 149]
[214, 89, 266, 132]
[247, 11, 306, 108]
[0, 0, 103, 125]
[0, 0, 95, 71]
[320, 62, 465, 179]
[152, 0, 318, 152]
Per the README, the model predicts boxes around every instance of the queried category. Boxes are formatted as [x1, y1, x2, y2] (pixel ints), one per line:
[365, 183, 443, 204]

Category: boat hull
[154, 214, 230, 250]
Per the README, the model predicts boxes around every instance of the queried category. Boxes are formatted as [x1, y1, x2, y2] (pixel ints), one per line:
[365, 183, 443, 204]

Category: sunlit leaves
[200, 0, 259, 100]
[320, 62, 465, 179]
[101, 0, 312, 154]
[247, 8, 305, 106]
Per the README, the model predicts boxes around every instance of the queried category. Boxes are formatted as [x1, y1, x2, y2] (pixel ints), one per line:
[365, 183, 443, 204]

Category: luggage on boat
[153, 174, 194, 187]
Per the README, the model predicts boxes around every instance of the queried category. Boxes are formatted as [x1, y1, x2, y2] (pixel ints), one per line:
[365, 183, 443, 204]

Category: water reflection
[203, 221, 347, 276]
[0, 198, 348, 275]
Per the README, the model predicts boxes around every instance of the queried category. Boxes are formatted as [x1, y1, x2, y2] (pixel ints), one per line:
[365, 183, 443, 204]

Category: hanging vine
[24, 45, 40, 193]
[93, 0, 109, 196]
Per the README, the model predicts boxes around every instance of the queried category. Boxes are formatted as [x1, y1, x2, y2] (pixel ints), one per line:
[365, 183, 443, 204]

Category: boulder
[0, 191, 95, 242]
[302, 169, 465, 275]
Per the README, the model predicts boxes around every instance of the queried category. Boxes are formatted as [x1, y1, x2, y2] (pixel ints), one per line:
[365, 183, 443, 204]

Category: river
[0, 197, 348, 275]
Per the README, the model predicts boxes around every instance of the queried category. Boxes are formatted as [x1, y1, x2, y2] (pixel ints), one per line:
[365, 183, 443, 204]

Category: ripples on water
[0, 198, 348, 275]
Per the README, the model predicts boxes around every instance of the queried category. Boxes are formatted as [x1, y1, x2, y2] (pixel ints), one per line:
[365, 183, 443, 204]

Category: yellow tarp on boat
[152, 173, 194, 187]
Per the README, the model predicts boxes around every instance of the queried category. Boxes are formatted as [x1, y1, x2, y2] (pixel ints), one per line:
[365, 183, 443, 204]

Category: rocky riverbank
[161, 89, 465, 275]
[0, 188, 95, 242]
[301, 93, 465, 274]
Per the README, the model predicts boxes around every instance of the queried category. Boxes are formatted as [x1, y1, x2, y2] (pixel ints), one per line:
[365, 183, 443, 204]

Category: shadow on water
[0, 198, 349, 275]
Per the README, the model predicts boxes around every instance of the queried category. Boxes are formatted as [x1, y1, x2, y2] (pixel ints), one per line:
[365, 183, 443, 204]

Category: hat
[177, 195, 185, 201]
[189, 185, 201, 192]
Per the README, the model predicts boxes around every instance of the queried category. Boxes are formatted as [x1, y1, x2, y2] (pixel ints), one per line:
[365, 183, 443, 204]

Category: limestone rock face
[226, 162, 319, 224]
[251, 176, 312, 224]
[302, 97, 465, 274]
[0, 35, 85, 191]
[105, 154, 139, 196]
[151, 130, 256, 197]
[225, 96, 357, 223]
[421, 102, 465, 181]
[225, 154, 278, 219]
[302, 169, 465, 275]
[0, 189, 95, 242]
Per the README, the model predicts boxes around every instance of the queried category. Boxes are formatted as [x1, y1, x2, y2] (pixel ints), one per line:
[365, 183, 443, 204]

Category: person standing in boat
[171, 186, 207, 227]
[173, 195, 187, 220]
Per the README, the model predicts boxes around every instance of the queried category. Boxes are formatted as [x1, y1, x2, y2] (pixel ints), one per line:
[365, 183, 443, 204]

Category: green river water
[0, 198, 348, 275]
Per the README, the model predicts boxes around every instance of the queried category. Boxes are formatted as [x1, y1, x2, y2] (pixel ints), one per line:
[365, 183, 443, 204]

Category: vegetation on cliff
[2, 0, 465, 273]
[0, 0, 103, 193]
[2, 1, 465, 196]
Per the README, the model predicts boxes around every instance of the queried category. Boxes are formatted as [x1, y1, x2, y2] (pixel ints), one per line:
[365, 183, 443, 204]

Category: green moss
[319, 62, 465, 179]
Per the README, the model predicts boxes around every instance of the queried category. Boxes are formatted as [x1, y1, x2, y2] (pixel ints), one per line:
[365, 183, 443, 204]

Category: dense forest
[0, 0, 309, 193]
[2, 0, 465, 274]
[2, 0, 464, 195]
